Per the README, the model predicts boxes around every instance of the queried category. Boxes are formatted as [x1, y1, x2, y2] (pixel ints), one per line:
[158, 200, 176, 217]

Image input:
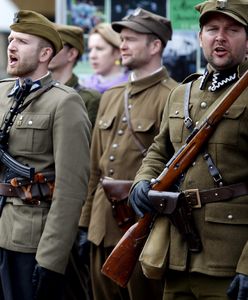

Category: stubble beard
[7, 58, 38, 78]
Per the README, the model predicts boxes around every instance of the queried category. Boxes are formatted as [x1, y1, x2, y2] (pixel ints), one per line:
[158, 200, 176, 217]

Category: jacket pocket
[11, 205, 48, 248]
[203, 202, 248, 270]
[13, 113, 51, 154]
[131, 118, 157, 150]
[210, 105, 246, 146]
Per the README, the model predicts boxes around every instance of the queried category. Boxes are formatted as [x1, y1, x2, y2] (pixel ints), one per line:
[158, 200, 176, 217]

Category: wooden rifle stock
[101, 69, 248, 287]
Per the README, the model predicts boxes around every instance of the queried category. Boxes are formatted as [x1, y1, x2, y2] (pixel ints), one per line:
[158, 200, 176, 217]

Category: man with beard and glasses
[0, 10, 91, 300]
[129, 1, 248, 299]
[78, 8, 178, 300]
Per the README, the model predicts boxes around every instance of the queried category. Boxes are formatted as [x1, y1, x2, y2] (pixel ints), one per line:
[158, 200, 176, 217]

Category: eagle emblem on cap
[123, 7, 141, 20]
[133, 8, 141, 16]
[13, 12, 19, 23]
[216, 0, 228, 9]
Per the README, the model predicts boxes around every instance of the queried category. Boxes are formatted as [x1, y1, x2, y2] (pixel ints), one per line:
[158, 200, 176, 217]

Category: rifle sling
[183, 80, 223, 186]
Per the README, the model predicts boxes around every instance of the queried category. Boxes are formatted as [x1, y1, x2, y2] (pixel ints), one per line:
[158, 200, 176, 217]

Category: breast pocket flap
[15, 113, 50, 130]
[205, 203, 248, 225]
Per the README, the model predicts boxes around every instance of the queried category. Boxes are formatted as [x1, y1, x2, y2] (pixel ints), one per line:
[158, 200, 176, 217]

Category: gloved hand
[227, 273, 248, 300]
[129, 180, 154, 218]
[32, 264, 65, 300]
[74, 227, 90, 266]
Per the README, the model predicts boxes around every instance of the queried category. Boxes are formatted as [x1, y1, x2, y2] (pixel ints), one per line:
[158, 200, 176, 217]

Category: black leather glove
[74, 227, 90, 266]
[129, 180, 154, 218]
[227, 273, 248, 300]
[32, 264, 65, 300]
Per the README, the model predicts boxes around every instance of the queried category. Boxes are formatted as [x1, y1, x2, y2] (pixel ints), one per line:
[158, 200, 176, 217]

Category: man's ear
[150, 39, 163, 55]
[67, 48, 79, 62]
[40, 47, 54, 62]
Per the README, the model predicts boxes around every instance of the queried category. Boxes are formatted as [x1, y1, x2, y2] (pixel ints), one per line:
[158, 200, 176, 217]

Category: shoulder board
[0, 78, 16, 83]
[161, 78, 178, 89]
[182, 73, 202, 84]
[52, 81, 76, 93]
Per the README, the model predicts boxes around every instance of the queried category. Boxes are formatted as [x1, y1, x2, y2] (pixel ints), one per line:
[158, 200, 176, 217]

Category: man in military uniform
[0, 10, 91, 300]
[79, 8, 178, 300]
[49, 23, 101, 127]
[129, 1, 248, 299]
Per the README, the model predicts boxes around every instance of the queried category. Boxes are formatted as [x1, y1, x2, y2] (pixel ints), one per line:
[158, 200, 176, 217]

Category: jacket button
[109, 169, 114, 175]
[227, 214, 233, 220]
[200, 102, 207, 109]
[118, 129, 124, 135]
[109, 155, 115, 161]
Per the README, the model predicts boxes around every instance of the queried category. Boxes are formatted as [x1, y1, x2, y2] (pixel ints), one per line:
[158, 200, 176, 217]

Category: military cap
[90, 23, 121, 49]
[54, 23, 84, 56]
[195, 0, 248, 27]
[10, 10, 63, 55]
[112, 8, 172, 45]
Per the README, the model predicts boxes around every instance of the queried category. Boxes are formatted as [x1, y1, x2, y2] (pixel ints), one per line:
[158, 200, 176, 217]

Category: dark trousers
[0, 248, 36, 300]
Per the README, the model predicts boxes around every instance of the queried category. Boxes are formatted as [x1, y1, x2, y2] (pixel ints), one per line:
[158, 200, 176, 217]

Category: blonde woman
[83, 23, 129, 93]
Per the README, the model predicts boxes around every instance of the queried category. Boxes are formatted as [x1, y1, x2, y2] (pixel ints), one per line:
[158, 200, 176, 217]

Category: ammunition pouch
[101, 177, 135, 232]
[148, 190, 202, 253]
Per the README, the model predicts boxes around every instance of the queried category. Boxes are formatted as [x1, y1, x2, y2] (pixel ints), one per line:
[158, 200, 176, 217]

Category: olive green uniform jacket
[79, 67, 177, 247]
[0, 73, 91, 274]
[66, 73, 101, 127]
[134, 60, 248, 277]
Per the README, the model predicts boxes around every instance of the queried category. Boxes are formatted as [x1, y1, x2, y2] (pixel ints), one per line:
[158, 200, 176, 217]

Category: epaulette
[52, 81, 76, 94]
[0, 78, 16, 83]
[161, 77, 178, 90]
[182, 73, 202, 84]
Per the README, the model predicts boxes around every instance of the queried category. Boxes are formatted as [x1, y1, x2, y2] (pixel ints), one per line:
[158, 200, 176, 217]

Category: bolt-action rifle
[101, 69, 248, 288]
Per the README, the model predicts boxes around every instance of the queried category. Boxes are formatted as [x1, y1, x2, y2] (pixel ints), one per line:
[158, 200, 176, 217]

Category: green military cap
[10, 10, 63, 55]
[195, 0, 248, 27]
[55, 24, 84, 56]
[90, 23, 121, 49]
[112, 8, 172, 46]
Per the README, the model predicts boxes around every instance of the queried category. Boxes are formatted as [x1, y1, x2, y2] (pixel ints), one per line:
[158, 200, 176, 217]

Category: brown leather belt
[184, 182, 248, 208]
[0, 182, 53, 205]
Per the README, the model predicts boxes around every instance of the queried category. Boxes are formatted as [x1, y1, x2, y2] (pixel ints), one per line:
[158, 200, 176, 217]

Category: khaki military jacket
[0, 73, 91, 274]
[66, 73, 101, 127]
[134, 61, 248, 277]
[79, 67, 177, 247]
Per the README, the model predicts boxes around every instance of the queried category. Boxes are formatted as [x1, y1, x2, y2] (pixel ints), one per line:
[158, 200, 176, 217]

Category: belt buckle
[185, 189, 201, 208]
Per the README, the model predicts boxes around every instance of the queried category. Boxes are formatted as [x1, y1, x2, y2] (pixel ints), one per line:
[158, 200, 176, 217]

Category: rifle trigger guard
[184, 189, 201, 208]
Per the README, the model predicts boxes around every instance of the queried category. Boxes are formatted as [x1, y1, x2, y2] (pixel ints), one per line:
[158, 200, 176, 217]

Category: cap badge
[13, 12, 19, 23]
[216, 0, 228, 9]
[133, 8, 141, 16]
[123, 7, 141, 20]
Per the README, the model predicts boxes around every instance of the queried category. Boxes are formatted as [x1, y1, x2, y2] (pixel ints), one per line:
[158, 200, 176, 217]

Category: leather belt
[0, 183, 20, 197]
[184, 182, 248, 208]
[0, 182, 53, 205]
